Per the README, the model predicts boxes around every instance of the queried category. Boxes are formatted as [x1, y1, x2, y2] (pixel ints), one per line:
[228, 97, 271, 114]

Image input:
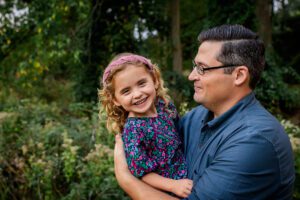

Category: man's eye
[197, 65, 205, 69]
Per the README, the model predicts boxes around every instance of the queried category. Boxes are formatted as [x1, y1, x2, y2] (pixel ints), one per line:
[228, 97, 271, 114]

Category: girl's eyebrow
[138, 78, 147, 82]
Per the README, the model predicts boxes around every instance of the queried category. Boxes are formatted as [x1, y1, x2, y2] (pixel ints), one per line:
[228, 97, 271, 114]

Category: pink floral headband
[102, 54, 153, 86]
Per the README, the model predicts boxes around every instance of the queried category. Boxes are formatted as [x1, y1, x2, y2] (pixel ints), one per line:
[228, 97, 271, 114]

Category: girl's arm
[114, 134, 179, 200]
[142, 173, 193, 198]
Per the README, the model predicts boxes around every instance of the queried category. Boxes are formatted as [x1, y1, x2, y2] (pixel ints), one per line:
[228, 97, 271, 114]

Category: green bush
[0, 97, 129, 200]
[255, 52, 300, 113]
[281, 119, 300, 199]
[162, 70, 196, 110]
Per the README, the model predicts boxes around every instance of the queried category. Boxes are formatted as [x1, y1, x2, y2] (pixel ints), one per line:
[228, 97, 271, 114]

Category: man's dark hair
[198, 24, 265, 89]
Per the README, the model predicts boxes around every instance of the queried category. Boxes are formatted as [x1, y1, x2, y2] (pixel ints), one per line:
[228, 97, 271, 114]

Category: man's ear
[234, 66, 249, 86]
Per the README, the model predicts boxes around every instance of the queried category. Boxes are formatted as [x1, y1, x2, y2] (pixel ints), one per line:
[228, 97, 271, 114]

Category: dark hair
[198, 24, 265, 89]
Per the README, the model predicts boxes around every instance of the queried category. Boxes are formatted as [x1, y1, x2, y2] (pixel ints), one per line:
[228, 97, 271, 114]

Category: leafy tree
[0, 0, 90, 101]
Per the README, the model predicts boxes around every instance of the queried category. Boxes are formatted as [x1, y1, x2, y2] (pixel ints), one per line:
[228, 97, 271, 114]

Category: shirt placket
[189, 123, 212, 179]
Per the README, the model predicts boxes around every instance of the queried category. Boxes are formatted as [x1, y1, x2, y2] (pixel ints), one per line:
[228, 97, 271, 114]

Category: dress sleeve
[122, 120, 159, 178]
[167, 101, 180, 131]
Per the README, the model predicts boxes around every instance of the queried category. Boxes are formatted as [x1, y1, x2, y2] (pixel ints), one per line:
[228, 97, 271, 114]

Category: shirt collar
[203, 92, 256, 128]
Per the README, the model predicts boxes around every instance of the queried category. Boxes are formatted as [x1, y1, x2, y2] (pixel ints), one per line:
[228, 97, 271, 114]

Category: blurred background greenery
[0, 0, 299, 199]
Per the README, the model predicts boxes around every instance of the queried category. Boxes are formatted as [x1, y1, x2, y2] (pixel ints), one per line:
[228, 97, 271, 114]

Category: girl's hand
[171, 179, 193, 198]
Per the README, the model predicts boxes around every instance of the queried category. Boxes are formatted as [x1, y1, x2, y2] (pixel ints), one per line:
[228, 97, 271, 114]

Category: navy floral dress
[122, 98, 187, 180]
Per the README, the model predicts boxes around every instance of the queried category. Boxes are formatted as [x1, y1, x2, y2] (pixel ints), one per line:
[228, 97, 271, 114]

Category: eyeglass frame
[192, 60, 237, 75]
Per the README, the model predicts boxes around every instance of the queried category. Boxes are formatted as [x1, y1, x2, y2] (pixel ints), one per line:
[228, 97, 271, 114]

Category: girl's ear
[154, 79, 159, 90]
[113, 98, 121, 106]
[234, 66, 249, 86]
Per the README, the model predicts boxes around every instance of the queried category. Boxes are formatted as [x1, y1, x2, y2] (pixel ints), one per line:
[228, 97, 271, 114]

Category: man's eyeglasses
[192, 60, 237, 75]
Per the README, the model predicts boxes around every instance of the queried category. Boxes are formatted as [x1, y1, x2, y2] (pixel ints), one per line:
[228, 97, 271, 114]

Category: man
[114, 24, 295, 199]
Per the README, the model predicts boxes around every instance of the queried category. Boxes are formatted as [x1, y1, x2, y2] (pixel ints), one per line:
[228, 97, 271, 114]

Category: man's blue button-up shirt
[179, 92, 295, 200]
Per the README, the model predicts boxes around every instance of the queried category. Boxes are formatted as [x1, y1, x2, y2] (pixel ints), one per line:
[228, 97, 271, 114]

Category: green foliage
[255, 51, 300, 113]
[281, 119, 300, 199]
[203, 0, 256, 28]
[273, 0, 300, 74]
[1, 0, 89, 99]
[0, 94, 128, 200]
[163, 70, 196, 111]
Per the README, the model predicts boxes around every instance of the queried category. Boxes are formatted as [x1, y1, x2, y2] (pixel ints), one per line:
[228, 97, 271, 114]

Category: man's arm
[185, 134, 287, 199]
[114, 134, 179, 200]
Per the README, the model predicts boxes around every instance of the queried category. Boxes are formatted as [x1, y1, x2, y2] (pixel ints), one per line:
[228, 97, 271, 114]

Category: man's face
[188, 41, 235, 110]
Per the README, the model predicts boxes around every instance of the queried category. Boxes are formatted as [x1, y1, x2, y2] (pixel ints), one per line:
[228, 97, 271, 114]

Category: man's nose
[188, 68, 198, 81]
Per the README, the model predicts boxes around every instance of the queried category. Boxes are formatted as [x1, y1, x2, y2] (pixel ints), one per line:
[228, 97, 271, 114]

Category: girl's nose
[132, 89, 142, 99]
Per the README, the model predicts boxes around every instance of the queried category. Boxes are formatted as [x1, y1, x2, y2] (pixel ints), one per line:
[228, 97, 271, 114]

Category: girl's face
[113, 64, 158, 118]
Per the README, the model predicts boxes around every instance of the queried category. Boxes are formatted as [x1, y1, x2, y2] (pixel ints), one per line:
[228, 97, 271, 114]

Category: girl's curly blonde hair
[98, 53, 170, 134]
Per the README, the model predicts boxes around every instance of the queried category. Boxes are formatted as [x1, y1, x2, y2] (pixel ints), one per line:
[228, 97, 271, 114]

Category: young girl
[99, 53, 193, 198]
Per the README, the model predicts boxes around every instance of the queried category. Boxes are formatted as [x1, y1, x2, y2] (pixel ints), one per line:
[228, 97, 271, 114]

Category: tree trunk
[255, 0, 273, 49]
[170, 0, 182, 73]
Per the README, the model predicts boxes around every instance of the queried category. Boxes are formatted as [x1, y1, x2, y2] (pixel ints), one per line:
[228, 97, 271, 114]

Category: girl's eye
[138, 80, 146, 86]
[121, 89, 130, 95]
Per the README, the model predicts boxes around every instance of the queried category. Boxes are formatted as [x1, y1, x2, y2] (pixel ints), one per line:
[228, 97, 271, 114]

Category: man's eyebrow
[194, 60, 207, 66]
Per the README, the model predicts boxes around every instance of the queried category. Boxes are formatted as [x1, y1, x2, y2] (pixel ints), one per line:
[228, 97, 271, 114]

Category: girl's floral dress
[122, 98, 187, 179]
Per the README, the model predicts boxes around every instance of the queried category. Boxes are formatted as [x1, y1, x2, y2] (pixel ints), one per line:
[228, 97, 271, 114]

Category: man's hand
[114, 134, 129, 175]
